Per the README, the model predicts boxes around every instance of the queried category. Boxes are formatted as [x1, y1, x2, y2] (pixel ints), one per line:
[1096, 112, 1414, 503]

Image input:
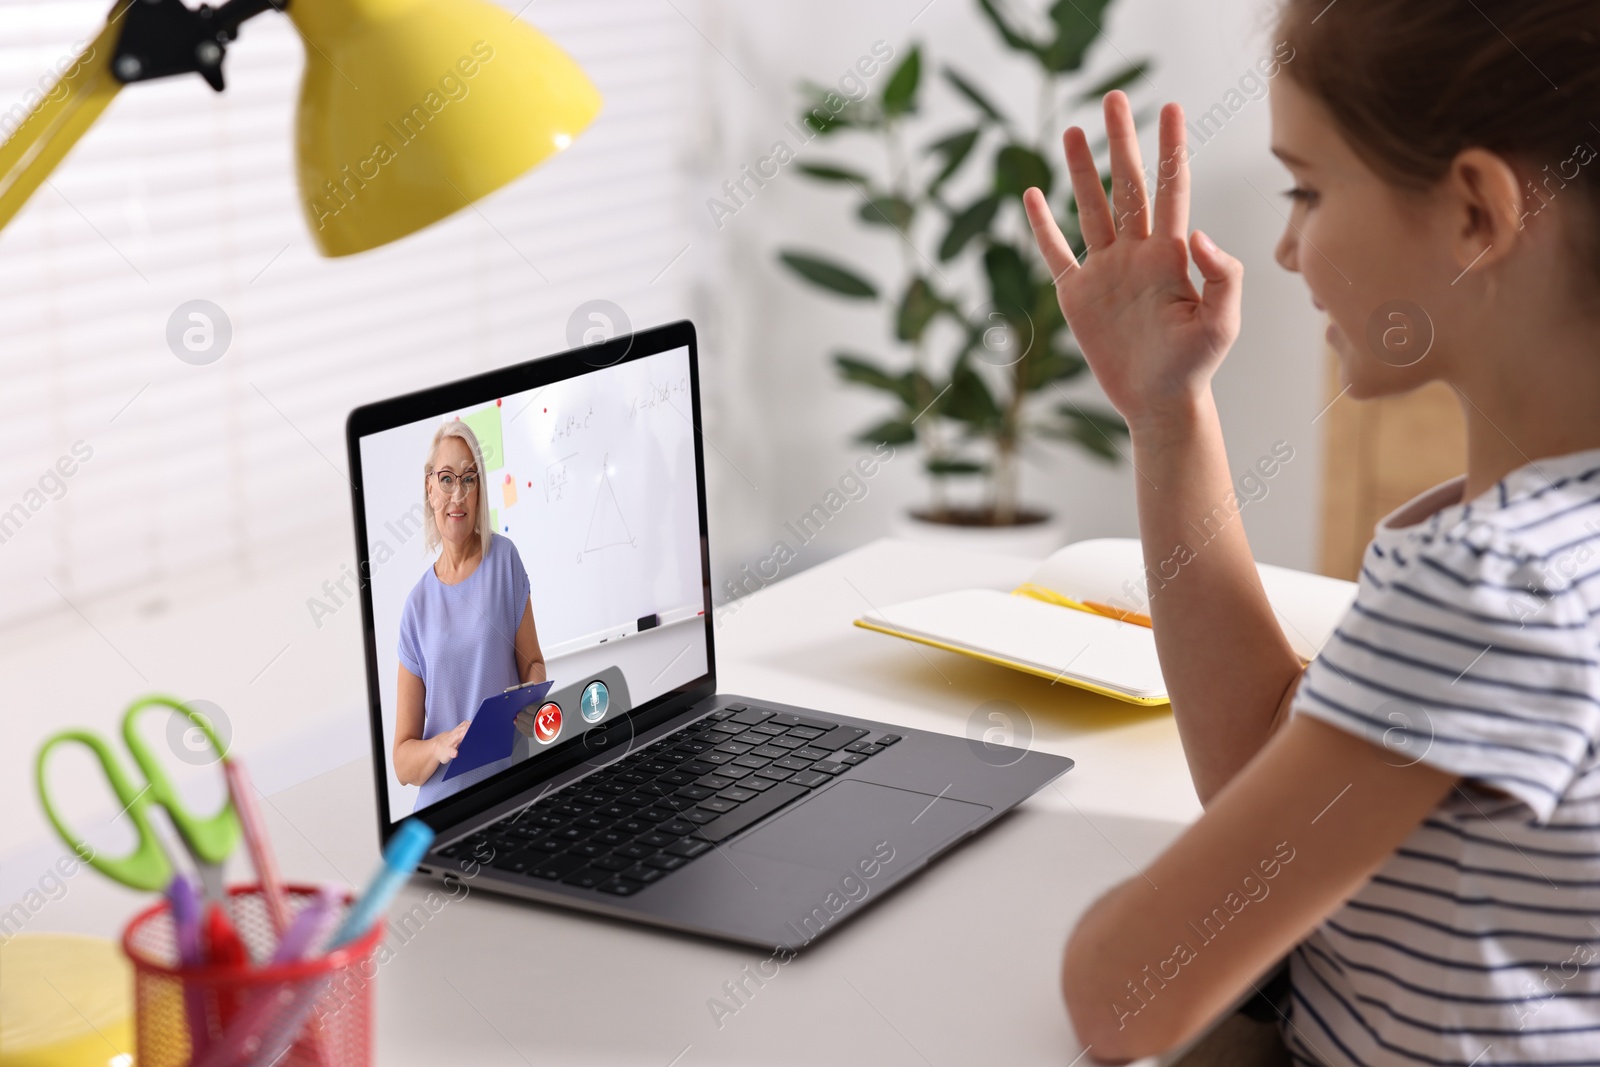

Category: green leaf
[1039, 421, 1117, 461]
[942, 67, 1010, 127]
[977, 0, 1041, 57]
[927, 127, 981, 192]
[1060, 403, 1129, 437]
[858, 417, 917, 446]
[835, 353, 934, 410]
[896, 276, 945, 343]
[882, 46, 922, 116]
[1020, 346, 1087, 390]
[1033, 277, 1067, 328]
[943, 363, 1002, 429]
[798, 89, 865, 136]
[796, 162, 869, 185]
[994, 144, 1053, 199]
[778, 251, 878, 299]
[982, 243, 1032, 320]
[835, 353, 909, 403]
[1041, 402, 1129, 460]
[925, 457, 989, 476]
[1074, 60, 1152, 105]
[938, 195, 1000, 261]
[1043, 0, 1114, 73]
[859, 195, 915, 231]
[801, 110, 853, 136]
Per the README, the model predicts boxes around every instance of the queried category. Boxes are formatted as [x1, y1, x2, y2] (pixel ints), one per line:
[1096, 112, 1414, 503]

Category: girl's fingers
[1023, 187, 1080, 283]
[1190, 229, 1243, 318]
[1063, 127, 1116, 251]
[1103, 91, 1150, 237]
[1153, 102, 1190, 240]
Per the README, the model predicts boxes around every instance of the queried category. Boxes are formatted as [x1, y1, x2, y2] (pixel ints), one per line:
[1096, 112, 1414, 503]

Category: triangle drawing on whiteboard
[583, 455, 635, 555]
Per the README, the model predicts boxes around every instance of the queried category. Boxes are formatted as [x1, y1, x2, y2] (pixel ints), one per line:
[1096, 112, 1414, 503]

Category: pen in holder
[123, 884, 383, 1067]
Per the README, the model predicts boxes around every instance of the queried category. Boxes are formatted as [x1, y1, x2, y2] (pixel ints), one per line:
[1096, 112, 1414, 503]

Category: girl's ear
[1444, 147, 1527, 274]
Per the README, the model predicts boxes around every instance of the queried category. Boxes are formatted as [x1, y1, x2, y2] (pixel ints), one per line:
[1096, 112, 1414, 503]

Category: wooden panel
[1316, 348, 1466, 579]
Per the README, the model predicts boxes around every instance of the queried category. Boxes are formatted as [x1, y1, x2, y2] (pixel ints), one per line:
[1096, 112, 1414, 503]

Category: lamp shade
[289, 0, 602, 256]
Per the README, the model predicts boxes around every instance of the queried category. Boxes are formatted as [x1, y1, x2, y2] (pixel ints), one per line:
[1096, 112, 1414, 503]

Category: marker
[269, 884, 344, 964]
[245, 821, 435, 1066]
[205, 903, 249, 1029]
[327, 818, 435, 949]
[223, 757, 290, 935]
[205, 904, 247, 969]
[168, 875, 209, 1056]
[195, 886, 346, 1067]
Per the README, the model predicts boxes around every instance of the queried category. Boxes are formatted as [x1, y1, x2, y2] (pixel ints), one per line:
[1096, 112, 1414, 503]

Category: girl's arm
[393, 665, 466, 786]
[1127, 396, 1307, 802]
[1063, 713, 1456, 1061]
[1024, 95, 1304, 802]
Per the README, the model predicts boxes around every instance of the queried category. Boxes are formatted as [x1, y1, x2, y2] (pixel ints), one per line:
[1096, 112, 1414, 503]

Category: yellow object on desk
[853, 538, 1357, 702]
[0, 934, 132, 1067]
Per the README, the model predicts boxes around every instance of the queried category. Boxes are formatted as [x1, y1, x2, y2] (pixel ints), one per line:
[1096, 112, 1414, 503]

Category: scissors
[36, 695, 240, 900]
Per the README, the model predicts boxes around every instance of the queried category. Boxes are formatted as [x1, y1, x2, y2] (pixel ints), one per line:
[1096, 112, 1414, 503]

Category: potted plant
[778, 0, 1143, 555]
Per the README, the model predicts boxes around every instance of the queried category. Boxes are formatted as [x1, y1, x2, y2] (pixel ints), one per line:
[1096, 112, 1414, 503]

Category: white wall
[0, 0, 1333, 876]
[692, 0, 1328, 595]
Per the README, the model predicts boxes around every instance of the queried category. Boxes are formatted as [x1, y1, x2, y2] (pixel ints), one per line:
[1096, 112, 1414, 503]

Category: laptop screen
[351, 335, 710, 827]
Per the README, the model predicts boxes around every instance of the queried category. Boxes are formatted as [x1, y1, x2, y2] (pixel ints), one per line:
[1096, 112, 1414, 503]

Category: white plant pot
[889, 510, 1069, 559]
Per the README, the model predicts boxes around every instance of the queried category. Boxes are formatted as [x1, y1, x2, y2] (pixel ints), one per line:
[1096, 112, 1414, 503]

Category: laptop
[345, 319, 1072, 950]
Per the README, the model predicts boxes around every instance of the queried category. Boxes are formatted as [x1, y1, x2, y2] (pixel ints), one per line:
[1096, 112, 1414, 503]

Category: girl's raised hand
[1024, 93, 1243, 433]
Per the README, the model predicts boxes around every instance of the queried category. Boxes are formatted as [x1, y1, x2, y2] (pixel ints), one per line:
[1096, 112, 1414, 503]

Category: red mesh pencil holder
[123, 884, 385, 1067]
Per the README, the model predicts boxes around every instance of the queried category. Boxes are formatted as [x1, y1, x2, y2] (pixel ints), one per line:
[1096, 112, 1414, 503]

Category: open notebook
[854, 538, 1358, 705]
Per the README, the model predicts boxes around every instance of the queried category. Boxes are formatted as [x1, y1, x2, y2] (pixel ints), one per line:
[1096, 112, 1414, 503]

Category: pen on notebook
[244, 821, 436, 1067]
[223, 757, 291, 936]
[1082, 599, 1153, 628]
[1012, 583, 1154, 628]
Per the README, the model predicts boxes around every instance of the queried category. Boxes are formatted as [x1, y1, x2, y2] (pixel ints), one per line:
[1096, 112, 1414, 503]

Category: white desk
[19, 539, 1204, 1065]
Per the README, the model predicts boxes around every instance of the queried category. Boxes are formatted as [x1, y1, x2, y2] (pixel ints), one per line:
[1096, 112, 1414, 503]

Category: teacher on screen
[393, 419, 546, 809]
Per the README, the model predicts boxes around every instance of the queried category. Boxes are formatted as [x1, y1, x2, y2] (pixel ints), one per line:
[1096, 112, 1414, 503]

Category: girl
[1023, 1, 1600, 1063]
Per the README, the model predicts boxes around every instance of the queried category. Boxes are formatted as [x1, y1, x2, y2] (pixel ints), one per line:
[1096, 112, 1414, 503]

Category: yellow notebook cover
[853, 538, 1357, 705]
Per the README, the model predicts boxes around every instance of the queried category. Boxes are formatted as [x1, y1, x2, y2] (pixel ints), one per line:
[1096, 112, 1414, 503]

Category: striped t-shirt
[1286, 448, 1600, 1066]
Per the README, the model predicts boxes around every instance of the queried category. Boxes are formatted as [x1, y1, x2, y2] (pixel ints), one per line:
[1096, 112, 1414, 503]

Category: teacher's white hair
[422, 419, 493, 556]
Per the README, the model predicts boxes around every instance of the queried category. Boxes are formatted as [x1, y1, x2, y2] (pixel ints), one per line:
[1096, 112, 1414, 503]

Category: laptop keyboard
[432, 705, 900, 897]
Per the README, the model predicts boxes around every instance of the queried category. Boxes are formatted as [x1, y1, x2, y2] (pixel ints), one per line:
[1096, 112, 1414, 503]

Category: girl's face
[428, 435, 480, 549]
[1269, 76, 1463, 399]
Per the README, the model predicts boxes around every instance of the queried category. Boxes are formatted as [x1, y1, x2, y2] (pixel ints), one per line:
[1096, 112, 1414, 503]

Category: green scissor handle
[34, 695, 240, 893]
[122, 695, 239, 868]
[37, 729, 173, 892]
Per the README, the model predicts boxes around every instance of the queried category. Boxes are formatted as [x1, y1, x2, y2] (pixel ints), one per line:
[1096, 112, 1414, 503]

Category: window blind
[0, 0, 698, 628]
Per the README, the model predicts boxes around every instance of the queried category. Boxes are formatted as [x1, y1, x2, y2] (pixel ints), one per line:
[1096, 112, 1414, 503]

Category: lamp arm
[0, 21, 122, 233]
[0, 0, 293, 234]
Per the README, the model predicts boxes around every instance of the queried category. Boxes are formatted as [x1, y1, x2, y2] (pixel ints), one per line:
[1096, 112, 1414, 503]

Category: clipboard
[442, 679, 555, 780]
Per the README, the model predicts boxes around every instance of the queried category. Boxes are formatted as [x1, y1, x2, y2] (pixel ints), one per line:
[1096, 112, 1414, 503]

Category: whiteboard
[476, 346, 704, 646]
[360, 344, 704, 649]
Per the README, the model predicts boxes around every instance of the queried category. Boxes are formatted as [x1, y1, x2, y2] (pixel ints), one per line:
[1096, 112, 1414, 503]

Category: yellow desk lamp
[0, 0, 601, 256]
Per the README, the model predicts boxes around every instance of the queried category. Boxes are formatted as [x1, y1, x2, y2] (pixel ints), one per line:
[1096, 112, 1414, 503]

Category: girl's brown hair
[1277, 0, 1600, 262]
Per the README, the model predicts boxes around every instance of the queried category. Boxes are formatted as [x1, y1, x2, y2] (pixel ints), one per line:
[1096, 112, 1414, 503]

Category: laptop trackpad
[730, 779, 991, 873]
